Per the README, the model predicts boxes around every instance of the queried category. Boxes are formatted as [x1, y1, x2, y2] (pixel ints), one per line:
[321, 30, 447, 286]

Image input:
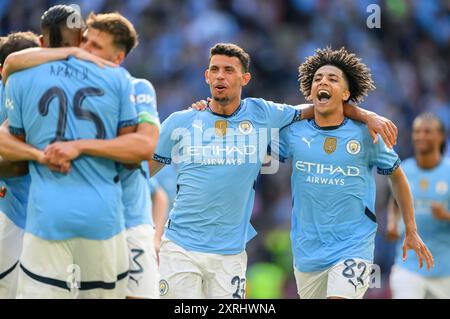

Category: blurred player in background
[3, 5, 138, 298]
[1, 10, 161, 298]
[387, 113, 450, 299]
[150, 43, 397, 299]
[0, 32, 40, 299]
[272, 47, 434, 299]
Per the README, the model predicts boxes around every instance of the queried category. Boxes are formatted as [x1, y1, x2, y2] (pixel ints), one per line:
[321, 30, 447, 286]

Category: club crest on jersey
[0, 186, 6, 198]
[5, 98, 14, 110]
[238, 120, 253, 135]
[435, 181, 448, 195]
[323, 137, 337, 154]
[419, 179, 429, 191]
[346, 140, 361, 155]
[215, 120, 227, 137]
[159, 279, 169, 296]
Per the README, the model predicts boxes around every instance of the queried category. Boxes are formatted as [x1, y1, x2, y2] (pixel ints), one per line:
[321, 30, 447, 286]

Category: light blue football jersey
[395, 157, 450, 277]
[0, 83, 5, 122]
[154, 98, 301, 254]
[118, 77, 160, 229]
[275, 118, 400, 272]
[0, 82, 31, 229]
[152, 165, 178, 211]
[5, 57, 138, 240]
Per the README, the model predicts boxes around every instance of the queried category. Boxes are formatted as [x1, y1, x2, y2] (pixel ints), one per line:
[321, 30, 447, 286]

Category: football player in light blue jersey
[3, 5, 140, 299]
[149, 43, 398, 299]
[388, 113, 450, 299]
[0, 32, 40, 299]
[273, 47, 433, 299]
[1, 12, 161, 299]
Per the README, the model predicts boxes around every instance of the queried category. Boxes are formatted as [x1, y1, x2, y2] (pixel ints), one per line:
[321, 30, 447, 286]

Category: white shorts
[159, 237, 247, 299]
[390, 265, 450, 299]
[16, 231, 129, 299]
[294, 258, 372, 299]
[126, 224, 159, 299]
[0, 211, 24, 299]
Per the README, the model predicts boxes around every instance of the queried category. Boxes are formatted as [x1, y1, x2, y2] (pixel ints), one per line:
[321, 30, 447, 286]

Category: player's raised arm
[388, 167, 434, 270]
[2, 47, 116, 84]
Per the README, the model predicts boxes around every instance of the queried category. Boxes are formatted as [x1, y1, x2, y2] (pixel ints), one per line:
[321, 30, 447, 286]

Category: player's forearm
[298, 104, 314, 120]
[152, 188, 169, 241]
[0, 127, 42, 162]
[387, 196, 402, 228]
[2, 47, 78, 84]
[343, 103, 374, 124]
[389, 168, 417, 234]
[75, 133, 156, 164]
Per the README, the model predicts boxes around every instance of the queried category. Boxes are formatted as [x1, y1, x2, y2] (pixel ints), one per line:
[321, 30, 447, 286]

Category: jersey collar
[207, 101, 243, 118]
[309, 118, 349, 130]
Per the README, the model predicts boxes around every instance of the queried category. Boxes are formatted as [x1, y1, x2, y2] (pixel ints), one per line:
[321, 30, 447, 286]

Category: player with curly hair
[272, 47, 434, 299]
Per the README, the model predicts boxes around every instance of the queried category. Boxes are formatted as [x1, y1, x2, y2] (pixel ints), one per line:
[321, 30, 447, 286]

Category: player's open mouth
[317, 90, 331, 103]
[214, 85, 227, 93]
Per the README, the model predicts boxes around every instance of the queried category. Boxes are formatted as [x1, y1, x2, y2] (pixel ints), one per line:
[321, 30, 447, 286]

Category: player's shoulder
[242, 97, 295, 123]
[164, 108, 197, 124]
[6, 65, 40, 83]
[243, 97, 291, 110]
[400, 157, 416, 170]
[131, 77, 155, 91]
[346, 118, 369, 131]
[344, 118, 373, 140]
[441, 157, 450, 169]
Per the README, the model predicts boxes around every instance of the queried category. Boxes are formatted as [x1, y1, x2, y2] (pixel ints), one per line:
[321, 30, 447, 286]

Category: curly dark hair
[299, 47, 375, 103]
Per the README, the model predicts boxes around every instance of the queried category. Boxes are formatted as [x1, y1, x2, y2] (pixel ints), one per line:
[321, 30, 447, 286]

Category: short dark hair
[86, 12, 138, 56]
[414, 112, 447, 155]
[41, 5, 85, 48]
[299, 47, 375, 103]
[210, 43, 251, 73]
[0, 32, 40, 66]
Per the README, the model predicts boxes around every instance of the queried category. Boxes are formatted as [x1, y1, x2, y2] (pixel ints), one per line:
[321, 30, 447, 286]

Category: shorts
[16, 231, 129, 299]
[390, 265, 450, 299]
[0, 211, 24, 298]
[126, 224, 159, 298]
[294, 258, 372, 299]
[159, 237, 247, 299]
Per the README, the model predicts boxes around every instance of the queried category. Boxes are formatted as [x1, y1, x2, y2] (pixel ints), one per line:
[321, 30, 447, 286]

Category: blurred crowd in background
[1, 0, 449, 298]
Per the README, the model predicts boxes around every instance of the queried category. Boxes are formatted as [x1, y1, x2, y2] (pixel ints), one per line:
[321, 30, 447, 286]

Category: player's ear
[116, 51, 126, 65]
[39, 35, 45, 48]
[342, 90, 350, 102]
[205, 69, 210, 84]
[241, 72, 251, 87]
